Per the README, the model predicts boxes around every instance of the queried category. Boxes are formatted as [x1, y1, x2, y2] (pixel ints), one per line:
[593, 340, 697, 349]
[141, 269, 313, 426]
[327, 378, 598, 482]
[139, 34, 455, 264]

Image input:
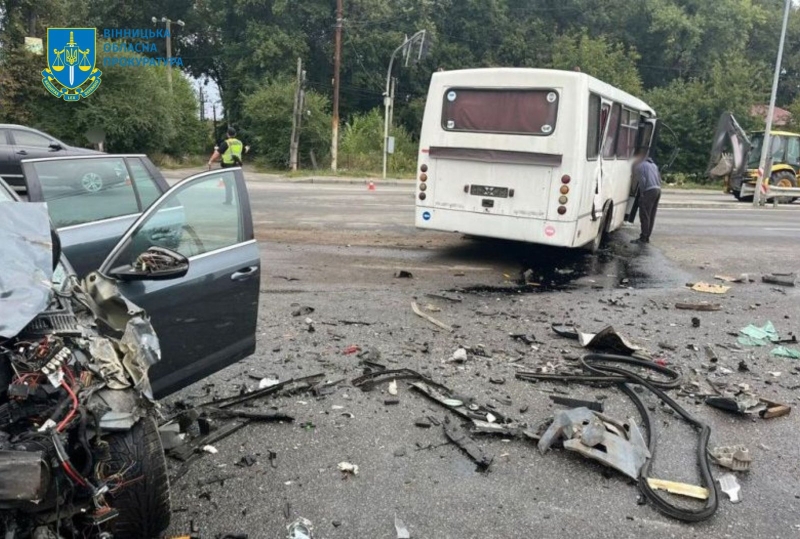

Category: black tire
[106, 415, 171, 538]
[769, 170, 798, 204]
[586, 206, 611, 253]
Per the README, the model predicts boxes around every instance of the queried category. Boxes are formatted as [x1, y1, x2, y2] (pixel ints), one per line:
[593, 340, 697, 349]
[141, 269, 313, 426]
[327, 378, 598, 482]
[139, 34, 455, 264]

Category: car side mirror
[109, 246, 189, 281]
[48, 142, 63, 151]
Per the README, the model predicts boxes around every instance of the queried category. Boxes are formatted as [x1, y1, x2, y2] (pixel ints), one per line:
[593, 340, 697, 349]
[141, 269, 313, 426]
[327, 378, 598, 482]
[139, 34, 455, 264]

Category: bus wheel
[586, 209, 610, 254]
[769, 170, 798, 204]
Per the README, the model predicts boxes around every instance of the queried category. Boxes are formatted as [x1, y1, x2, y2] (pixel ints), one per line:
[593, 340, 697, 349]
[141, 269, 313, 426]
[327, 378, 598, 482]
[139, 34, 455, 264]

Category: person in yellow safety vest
[208, 126, 250, 205]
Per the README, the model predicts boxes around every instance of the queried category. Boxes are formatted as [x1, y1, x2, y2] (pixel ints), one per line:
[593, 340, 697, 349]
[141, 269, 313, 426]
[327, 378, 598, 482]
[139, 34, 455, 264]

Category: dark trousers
[639, 188, 661, 242]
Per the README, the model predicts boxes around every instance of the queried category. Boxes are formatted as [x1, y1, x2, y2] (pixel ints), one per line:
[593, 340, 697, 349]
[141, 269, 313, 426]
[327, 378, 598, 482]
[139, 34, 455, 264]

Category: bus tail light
[558, 196, 568, 204]
[560, 185, 569, 195]
[561, 175, 571, 184]
[419, 192, 427, 201]
[419, 182, 427, 191]
[557, 206, 567, 215]
[420, 173, 428, 182]
[420, 163, 428, 172]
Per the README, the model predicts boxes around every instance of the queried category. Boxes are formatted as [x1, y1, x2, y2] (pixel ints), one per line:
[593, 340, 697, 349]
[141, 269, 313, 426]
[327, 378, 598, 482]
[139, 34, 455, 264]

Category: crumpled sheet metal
[118, 317, 161, 401]
[552, 324, 640, 355]
[0, 202, 54, 338]
[538, 407, 650, 480]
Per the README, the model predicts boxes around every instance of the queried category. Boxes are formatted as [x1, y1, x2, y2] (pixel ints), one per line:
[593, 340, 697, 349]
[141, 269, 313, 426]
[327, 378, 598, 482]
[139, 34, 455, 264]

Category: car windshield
[747, 134, 785, 168]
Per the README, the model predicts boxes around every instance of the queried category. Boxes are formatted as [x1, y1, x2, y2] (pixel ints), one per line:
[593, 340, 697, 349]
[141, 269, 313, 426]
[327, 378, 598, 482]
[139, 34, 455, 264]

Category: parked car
[20, 155, 170, 277]
[0, 166, 259, 538]
[0, 124, 103, 191]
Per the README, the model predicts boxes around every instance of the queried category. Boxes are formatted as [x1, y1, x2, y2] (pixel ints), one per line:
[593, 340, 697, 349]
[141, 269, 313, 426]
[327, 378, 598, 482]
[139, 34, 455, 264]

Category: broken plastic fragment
[337, 461, 359, 475]
[394, 515, 410, 539]
[646, 478, 710, 500]
[718, 473, 741, 503]
[691, 282, 730, 294]
[259, 377, 280, 389]
[388, 380, 398, 396]
[710, 446, 752, 472]
[770, 346, 800, 359]
[202, 445, 218, 454]
[287, 517, 314, 539]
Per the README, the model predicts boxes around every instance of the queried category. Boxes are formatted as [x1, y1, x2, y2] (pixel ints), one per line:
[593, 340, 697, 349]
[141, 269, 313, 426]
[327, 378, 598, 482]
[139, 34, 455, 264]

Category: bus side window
[616, 109, 638, 159]
[587, 94, 602, 159]
[602, 103, 621, 159]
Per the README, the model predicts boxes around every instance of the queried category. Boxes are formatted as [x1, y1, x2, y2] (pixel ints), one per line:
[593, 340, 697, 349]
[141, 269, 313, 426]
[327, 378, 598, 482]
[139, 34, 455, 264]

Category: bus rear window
[441, 88, 559, 135]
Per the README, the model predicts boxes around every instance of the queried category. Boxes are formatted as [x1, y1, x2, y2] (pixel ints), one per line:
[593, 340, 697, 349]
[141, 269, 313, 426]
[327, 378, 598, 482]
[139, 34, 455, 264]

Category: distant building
[750, 104, 792, 127]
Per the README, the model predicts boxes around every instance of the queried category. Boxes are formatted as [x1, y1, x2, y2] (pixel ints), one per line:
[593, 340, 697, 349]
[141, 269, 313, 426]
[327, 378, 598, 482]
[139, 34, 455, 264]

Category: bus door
[625, 117, 658, 222]
[591, 99, 615, 221]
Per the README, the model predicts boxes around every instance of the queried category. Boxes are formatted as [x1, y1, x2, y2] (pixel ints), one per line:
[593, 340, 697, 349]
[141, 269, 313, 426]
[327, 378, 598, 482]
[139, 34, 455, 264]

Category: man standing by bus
[632, 149, 661, 244]
[208, 127, 249, 205]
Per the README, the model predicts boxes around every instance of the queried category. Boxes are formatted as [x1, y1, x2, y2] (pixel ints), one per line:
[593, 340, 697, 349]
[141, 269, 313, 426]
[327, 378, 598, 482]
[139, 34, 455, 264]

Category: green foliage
[339, 108, 416, 173]
[242, 78, 332, 168]
[551, 32, 643, 95]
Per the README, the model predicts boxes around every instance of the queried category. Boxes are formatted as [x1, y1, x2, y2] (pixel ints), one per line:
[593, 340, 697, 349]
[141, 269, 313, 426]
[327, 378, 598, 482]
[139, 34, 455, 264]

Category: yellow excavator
[707, 112, 799, 201]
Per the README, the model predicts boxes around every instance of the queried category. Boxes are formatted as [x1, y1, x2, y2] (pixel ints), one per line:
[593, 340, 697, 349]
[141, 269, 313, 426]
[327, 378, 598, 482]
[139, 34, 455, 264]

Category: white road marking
[763, 227, 800, 231]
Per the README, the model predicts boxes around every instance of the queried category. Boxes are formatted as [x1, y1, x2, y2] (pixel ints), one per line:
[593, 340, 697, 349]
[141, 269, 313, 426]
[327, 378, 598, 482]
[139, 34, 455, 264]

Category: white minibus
[414, 68, 658, 251]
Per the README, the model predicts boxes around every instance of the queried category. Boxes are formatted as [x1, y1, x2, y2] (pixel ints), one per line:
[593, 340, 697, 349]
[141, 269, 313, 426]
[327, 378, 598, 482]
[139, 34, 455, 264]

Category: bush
[339, 108, 416, 175]
[242, 78, 331, 169]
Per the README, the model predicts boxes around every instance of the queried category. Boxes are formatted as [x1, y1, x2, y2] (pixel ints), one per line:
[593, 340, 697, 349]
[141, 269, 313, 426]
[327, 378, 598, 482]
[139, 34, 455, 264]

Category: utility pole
[383, 30, 426, 179]
[290, 58, 303, 171]
[151, 16, 185, 94]
[199, 85, 205, 122]
[212, 103, 218, 142]
[331, 0, 343, 171]
[754, 0, 791, 207]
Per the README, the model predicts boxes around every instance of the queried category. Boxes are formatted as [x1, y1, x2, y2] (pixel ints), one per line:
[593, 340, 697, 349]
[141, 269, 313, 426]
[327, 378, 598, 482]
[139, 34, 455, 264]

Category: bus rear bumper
[415, 207, 579, 247]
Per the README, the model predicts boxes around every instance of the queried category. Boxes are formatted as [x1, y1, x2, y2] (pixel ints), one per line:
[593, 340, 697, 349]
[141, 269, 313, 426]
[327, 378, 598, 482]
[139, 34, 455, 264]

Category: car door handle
[16, 150, 27, 155]
[230, 266, 258, 281]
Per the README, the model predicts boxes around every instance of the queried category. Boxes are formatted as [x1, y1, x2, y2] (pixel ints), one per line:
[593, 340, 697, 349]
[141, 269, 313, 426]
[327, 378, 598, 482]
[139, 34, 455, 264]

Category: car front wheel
[105, 415, 171, 538]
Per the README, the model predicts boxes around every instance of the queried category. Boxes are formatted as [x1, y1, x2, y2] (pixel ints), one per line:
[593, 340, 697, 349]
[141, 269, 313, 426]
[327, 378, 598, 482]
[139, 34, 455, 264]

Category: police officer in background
[208, 126, 249, 205]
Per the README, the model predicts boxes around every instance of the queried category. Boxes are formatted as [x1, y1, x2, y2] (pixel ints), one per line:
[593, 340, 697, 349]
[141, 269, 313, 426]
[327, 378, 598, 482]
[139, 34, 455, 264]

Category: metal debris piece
[394, 515, 410, 539]
[291, 306, 314, 317]
[646, 478, 710, 500]
[710, 446, 752, 471]
[705, 394, 765, 415]
[675, 302, 722, 312]
[450, 348, 468, 363]
[761, 273, 796, 287]
[537, 407, 650, 480]
[691, 282, 730, 294]
[395, 270, 413, 278]
[287, 517, 314, 539]
[411, 301, 453, 332]
[337, 462, 359, 475]
[718, 473, 741, 503]
[715, 274, 748, 283]
[443, 418, 493, 471]
[550, 395, 604, 413]
[552, 324, 640, 354]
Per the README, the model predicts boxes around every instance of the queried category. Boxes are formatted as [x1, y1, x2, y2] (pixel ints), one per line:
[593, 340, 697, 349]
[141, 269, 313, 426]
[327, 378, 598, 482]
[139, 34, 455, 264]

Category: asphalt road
[162, 178, 800, 539]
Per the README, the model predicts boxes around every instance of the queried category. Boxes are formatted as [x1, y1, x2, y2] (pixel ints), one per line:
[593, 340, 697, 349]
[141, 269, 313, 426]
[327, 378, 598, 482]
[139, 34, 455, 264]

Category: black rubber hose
[580, 353, 718, 522]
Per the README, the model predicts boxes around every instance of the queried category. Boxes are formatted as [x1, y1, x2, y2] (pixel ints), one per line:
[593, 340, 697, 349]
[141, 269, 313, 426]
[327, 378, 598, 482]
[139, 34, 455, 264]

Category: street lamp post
[382, 30, 426, 179]
[151, 16, 185, 94]
[753, 0, 791, 207]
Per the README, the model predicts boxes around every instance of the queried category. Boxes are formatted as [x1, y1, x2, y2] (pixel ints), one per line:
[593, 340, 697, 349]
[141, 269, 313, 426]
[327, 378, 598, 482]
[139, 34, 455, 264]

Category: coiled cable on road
[579, 354, 718, 522]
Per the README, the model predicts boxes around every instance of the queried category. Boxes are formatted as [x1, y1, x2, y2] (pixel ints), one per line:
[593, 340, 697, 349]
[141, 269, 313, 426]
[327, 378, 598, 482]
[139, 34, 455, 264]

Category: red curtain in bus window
[442, 89, 559, 135]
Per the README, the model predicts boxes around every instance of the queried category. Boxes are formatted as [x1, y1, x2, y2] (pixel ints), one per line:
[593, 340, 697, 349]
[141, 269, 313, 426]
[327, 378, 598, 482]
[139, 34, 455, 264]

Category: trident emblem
[51, 31, 91, 86]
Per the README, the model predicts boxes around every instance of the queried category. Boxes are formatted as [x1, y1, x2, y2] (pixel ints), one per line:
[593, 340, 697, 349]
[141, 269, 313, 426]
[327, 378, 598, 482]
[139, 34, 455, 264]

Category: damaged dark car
[0, 167, 260, 538]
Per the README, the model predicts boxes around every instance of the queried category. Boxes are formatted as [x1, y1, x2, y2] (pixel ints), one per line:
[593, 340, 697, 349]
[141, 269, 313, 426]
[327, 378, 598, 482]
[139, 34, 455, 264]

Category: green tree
[551, 32, 643, 95]
[242, 77, 331, 168]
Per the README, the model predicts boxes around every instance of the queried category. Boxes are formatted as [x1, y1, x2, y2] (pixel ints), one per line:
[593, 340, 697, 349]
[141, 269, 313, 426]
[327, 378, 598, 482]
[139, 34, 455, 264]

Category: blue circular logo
[422, 211, 431, 221]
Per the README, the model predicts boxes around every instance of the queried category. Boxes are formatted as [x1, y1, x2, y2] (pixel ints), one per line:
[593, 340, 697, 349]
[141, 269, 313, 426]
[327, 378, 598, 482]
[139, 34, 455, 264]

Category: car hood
[0, 202, 54, 338]
[64, 146, 104, 155]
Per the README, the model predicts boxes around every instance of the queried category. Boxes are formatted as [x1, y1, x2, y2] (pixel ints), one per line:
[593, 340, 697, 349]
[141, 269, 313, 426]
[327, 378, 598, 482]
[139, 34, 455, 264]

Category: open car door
[95, 167, 260, 398]
[625, 117, 659, 223]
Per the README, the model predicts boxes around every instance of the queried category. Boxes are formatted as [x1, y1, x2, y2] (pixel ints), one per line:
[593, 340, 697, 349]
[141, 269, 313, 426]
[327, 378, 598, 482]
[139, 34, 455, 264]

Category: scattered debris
[287, 517, 314, 539]
[690, 282, 730, 294]
[691, 317, 701, 328]
[424, 292, 462, 303]
[343, 345, 361, 355]
[337, 462, 359, 475]
[489, 377, 505, 385]
[706, 391, 791, 419]
[771, 346, 800, 359]
[424, 303, 441, 313]
[718, 473, 741, 503]
[414, 418, 432, 428]
[761, 272, 796, 287]
[646, 478, 710, 500]
[710, 446, 752, 472]
[552, 324, 640, 355]
[236, 455, 258, 467]
[384, 398, 400, 406]
[450, 348, 468, 363]
[509, 333, 537, 345]
[550, 395, 604, 413]
[537, 407, 650, 480]
[394, 515, 411, 539]
[703, 345, 719, 363]
[394, 270, 413, 278]
[291, 306, 315, 317]
[411, 301, 453, 332]
[304, 317, 315, 332]
[675, 302, 722, 312]
[738, 321, 779, 346]
[202, 445, 218, 455]
[388, 380, 398, 395]
[715, 274, 749, 283]
[443, 417, 493, 471]
[258, 377, 280, 389]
